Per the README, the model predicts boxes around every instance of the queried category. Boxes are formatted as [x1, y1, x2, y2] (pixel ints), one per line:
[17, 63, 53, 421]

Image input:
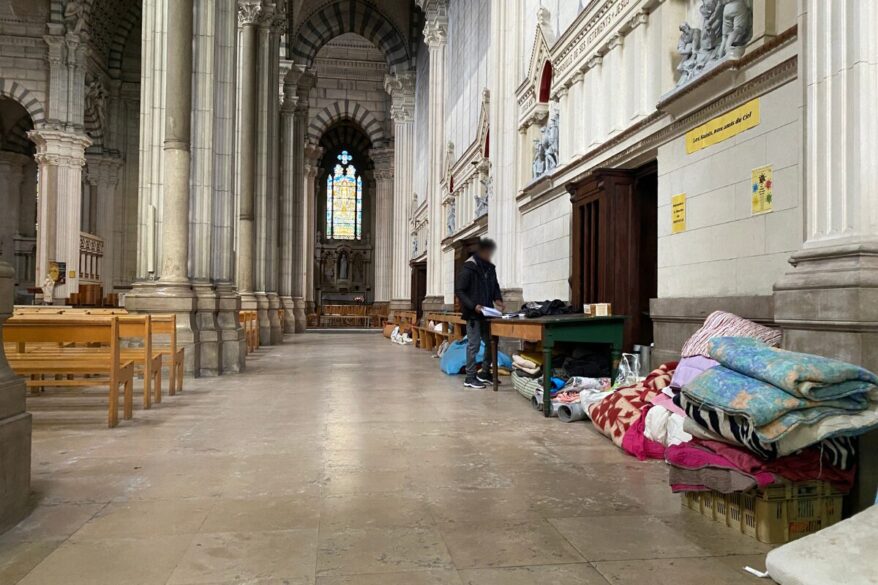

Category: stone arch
[107, 1, 142, 75]
[308, 100, 385, 146]
[291, 0, 410, 69]
[0, 79, 46, 126]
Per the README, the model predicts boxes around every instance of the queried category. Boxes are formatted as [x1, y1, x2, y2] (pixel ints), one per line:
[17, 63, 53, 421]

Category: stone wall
[656, 81, 803, 298]
[520, 195, 571, 302]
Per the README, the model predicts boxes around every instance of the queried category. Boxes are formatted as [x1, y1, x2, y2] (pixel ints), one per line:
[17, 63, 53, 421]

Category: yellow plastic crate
[681, 481, 844, 544]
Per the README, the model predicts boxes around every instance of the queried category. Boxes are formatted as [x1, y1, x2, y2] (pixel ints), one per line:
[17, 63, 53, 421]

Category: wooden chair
[3, 316, 135, 428]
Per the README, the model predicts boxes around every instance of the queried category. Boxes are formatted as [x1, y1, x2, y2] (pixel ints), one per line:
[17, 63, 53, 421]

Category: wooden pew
[3, 316, 135, 428]
[148, 314, 184, 396]
[319, 305, 372, 328]
[239, 310, 258, 353]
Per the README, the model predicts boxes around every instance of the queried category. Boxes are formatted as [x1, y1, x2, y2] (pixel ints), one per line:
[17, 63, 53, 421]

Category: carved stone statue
[41, 274, 55, 305]
[64, 0, 85, 35]
[543, 108, 560, 172]
[446, 200, 456, 236]
[338, 252, 349, 281]
[676, 0, 752, 87]
[532, 138, 545, 179]
[85, 80, 108, 140]
[412, 236, 418, 258]
[476, 174, 491, 218]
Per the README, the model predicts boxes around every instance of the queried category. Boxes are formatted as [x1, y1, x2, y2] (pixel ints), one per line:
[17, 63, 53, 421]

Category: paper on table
[481, 307, 503, 318]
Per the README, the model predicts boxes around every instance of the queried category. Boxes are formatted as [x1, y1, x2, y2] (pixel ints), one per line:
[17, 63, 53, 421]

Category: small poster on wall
[751, 165, 774, 215]
[671, 193, 687, 234]
[48, 261, 66, 285]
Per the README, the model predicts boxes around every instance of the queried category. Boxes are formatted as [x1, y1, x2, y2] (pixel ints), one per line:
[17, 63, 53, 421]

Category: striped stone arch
[107, 1, 142, 74]
[308, 100, 386, 146]
[0, 79, 47, 126]
[292, 0, 410, 68]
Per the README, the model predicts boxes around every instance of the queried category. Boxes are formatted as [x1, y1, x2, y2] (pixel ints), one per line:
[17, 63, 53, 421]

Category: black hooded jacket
[455, 255, 502, 321]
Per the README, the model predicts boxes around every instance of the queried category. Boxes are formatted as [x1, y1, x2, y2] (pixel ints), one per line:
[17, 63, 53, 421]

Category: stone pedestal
[216, 283, 246, 373]
[422, 295, 447, 313]
[293, 297, 307, 333]
[0, 262, 31, 532]
[390, 299, 412, 311]
[267, 292, 282, 344]
[255, 292, 271, 345]
[126, 284, 200, 374]
[193, 282, 221, 376]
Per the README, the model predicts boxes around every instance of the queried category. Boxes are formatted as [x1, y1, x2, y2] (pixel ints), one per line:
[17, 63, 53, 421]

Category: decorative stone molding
[28, 128, 91, 167]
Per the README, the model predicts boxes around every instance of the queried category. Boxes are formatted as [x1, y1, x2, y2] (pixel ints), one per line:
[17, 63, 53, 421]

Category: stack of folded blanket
[675, 336, 878, 468]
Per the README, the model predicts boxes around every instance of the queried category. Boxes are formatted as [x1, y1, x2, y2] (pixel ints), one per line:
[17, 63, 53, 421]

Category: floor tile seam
[450, 558, 594, 572]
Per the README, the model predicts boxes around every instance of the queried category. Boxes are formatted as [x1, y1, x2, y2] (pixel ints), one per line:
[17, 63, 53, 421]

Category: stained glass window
[325, 150, 363, 240]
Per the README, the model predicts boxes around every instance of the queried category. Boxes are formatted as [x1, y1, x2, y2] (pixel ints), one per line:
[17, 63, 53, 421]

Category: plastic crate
[681, 481, 844, 544]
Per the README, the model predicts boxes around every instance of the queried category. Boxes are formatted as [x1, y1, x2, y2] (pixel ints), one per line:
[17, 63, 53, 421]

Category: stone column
[487, 0, 523, 306]
[252, 1, 281, 345]
[774, 0, 878, 511]
[371, 147, 394, 305]
[290, 75, 313, 332]
[385, 71, 416, 310]
[85, 154, 122, 294]
[127, 0, 200, 374]
[302, 144, 322, 316]
[236, 1, 261, 316]
[28, 129, 91, 302]
[279, 68, 300, 333]
[215, 0, 246, 373]
[188, 0, 222, 376]
[421, 0, 448, 311]
[265, 9, 285, 344]
[0, 262, 31, 531]
[0, 152, 29, 269]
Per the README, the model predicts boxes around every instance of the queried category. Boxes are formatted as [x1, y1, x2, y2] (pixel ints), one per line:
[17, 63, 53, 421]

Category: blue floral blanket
[708, 337, 878, 401]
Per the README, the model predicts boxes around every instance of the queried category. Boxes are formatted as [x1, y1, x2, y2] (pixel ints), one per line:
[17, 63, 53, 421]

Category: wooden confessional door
[568, 164, 658, 350]
[411, 261, 427, 319]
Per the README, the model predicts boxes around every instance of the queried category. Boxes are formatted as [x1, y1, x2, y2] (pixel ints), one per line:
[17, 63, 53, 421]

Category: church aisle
[1, 333, 771, 585]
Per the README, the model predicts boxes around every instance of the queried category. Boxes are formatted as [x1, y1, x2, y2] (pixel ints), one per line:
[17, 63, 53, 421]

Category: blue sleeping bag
[440, 338, 512, 375]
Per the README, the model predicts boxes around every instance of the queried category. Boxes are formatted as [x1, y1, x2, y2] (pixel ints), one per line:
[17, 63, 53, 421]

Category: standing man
[455, 238, 505, 389]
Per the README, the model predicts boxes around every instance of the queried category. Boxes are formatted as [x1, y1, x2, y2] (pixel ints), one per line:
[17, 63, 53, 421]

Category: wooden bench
[369, 305, 390, 328]
[319, 304, 372, 328]
[14, 307, 183, 398]
[3, 316, 135, 428]
[239, 310, 258, 353]
[148, 314, 184, 396]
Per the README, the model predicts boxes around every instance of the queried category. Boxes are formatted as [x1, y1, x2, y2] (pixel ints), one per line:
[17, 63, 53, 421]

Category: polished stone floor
[0, 332, 773, 584]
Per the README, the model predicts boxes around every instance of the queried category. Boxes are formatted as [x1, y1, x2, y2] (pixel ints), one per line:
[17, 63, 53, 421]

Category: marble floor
[0, 332, 773, 584]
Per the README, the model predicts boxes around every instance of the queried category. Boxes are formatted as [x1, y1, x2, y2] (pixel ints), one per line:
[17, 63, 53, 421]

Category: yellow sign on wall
[671, 194, 686, 234]
[685, 99, 761, 154]
[751, 165, 774, 215]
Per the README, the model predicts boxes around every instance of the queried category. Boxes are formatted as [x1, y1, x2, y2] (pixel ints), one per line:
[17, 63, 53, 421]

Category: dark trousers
[466, 319, 490, 377]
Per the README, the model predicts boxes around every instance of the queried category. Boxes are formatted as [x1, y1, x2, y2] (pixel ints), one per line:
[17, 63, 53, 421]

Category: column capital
[237, 0, 266, 26]
[424, 18, 448, 48]
[27, 128, 91, 167]
[371, 147, 395, 180]
[85, 153, 123, 187]
[385, 71, 416, 122]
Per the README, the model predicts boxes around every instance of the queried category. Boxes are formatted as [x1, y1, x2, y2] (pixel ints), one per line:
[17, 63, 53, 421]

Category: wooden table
[488, 315, 627, 416]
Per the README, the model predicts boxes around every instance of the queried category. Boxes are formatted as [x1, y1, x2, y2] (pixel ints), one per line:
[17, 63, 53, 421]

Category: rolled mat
[531, 397, 559, 417]
[558, 402, 587, 423]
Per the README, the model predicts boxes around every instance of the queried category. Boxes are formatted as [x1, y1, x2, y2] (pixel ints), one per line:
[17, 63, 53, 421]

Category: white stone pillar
[252, 2, 281, 345]
[774, 0, 878, 511]
[290, 75, 313, 332]
[279, 68, 300, 333]
[302, 144, 322, 315]
[487, 0, 523, 304]
[0, 153, 28, 269]
[569, 69, 585, 155]
[190, 0, 223, 375]
[236, 1, 261, 314]
[371, 148, 394, 304]
[385, 72, 416, 309]
[422, 1, 448, 309]
[0, 261, 31, 531]
[214, 0, 245, 373]
[28, 129, 91, 302]
[85, 155, 122, 294]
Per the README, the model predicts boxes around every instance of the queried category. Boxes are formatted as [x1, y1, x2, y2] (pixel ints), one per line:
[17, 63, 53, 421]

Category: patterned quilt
[588, 363, 676, 448]
[708, 337, 878, 401]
